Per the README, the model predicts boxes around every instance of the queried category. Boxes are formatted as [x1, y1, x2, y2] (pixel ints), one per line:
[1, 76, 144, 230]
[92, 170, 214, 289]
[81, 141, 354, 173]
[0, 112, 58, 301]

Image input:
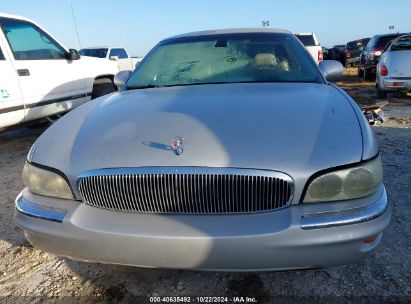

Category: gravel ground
[0, 72, 410, 303]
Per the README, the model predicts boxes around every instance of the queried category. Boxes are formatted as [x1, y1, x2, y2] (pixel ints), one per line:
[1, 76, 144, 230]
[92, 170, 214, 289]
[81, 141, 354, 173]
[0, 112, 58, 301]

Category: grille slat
[78, 168, 293, 214]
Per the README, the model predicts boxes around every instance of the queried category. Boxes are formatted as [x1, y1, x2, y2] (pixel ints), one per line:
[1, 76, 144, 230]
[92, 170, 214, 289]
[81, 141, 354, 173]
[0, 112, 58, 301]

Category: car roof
[394, 34, 411, 39]
[165, 28, 291, 40]
[0, 12, 33, 21]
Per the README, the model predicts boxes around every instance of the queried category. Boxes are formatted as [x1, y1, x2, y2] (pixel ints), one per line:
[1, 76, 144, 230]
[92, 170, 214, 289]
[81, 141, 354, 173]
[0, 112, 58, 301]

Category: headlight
[22, 162, 74, 199]
[303, 155, 383, 203]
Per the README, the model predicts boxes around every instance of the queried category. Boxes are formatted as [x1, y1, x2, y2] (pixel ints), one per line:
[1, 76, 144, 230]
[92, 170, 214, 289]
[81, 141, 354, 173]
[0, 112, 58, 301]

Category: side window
[0, 47, 5, 60]
[110, 48, 128, 59]
[0, 17, 67, 60]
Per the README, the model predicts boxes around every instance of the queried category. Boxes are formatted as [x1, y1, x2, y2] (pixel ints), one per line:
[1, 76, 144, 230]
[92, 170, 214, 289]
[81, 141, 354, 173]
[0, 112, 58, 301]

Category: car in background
[327, 45, 346, 65]
[80, 47, 142, 71]
[359, 33, 407, 80]
[0, 13, 118, 130]
[376, 35, 411, 98]
[345, 38, 370, 67]
[294, 33, 323, 64]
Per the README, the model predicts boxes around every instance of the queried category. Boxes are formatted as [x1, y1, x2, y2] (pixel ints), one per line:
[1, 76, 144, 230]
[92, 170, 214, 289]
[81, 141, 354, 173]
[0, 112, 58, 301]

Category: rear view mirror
[67, 49, 80, 60]
[319, 60, 343, 80]
[114, 70, 132, 90]
[110, 56, 119, 61]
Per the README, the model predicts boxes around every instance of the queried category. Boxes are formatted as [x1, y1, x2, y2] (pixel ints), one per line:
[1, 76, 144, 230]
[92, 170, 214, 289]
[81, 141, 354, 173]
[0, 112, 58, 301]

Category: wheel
[92, 78, 116, 99]
[376, 85, 388, 99]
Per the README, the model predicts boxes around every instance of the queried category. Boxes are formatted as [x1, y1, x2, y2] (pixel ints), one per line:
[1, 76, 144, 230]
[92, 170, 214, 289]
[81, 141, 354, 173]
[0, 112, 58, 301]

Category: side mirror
[114, 70, 132, 90]
[67, 49, 80, 60]
[319, 60, 344, 80]
[110, 56, 119, 61]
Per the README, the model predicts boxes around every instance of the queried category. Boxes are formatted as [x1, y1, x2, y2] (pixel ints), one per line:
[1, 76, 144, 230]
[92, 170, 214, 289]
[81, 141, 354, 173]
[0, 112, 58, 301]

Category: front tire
[92, 78, 116, 99]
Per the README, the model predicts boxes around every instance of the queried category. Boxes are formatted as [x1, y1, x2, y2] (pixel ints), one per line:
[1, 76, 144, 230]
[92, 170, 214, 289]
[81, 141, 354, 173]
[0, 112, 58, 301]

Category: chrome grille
[77, 167, 293, 214]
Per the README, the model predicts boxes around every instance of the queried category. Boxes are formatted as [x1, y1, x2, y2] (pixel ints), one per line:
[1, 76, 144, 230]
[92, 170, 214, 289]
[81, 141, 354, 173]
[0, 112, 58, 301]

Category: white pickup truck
[294, 33, 323, 64]
[80, 47, 142, 71]
[0, 13, 119, 129]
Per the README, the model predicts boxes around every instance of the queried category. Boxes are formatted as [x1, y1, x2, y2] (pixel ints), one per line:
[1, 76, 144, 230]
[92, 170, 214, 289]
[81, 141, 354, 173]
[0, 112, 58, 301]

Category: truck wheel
[92, 78, 116, 99]
[376, 85, 388, 99]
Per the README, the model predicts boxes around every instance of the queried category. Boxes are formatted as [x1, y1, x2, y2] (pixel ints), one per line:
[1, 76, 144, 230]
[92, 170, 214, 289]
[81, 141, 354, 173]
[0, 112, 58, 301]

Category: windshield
[79, 48, 108, 58]
[391, 36, 411, 51]
[126, 33, 322, 89]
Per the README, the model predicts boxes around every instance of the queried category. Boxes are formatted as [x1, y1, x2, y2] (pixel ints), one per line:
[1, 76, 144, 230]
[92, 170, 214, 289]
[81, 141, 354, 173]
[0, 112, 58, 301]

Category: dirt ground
[0, 69, 410, 303]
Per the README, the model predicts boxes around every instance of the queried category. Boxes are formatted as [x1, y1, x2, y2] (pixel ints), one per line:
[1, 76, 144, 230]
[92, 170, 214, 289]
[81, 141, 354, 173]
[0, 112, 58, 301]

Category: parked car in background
[359, 33, 407, 80]
[376, 34, 411, 98]
[15, 28, 390, 271]
[327, 45, 346, 65]
[294, 33, 323, 63]
[0, 13, 119, 130]
[80, 47, 142, 71]
[345, 38, 370, 67]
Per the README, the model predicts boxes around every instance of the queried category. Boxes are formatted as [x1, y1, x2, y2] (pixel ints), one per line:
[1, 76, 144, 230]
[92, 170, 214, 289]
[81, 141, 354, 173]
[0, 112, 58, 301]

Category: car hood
[30, 83, 363, 200]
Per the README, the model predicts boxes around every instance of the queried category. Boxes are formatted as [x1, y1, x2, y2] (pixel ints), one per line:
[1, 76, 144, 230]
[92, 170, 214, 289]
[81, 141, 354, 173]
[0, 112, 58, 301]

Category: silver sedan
[377, 34, 411, 98]
[15, 29, 390, 271]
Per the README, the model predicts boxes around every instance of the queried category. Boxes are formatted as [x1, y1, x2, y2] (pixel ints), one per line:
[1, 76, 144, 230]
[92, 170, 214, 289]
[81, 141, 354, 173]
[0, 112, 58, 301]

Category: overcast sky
[1, 0, 410, 56]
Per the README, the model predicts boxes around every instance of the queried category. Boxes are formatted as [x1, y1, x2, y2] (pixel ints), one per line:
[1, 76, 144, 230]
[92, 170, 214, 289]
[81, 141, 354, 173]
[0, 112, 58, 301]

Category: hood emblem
[171, 136, 184, 155]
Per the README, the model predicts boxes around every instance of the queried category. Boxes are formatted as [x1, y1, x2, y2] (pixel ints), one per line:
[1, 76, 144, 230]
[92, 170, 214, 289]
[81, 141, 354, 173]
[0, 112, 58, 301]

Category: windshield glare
[126, 33, 322, 89]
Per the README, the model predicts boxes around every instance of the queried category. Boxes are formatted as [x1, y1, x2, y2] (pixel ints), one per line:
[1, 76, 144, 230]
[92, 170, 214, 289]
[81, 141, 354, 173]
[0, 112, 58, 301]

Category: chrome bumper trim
[15, 193, 66, 223]
[300, 189, 388, 230]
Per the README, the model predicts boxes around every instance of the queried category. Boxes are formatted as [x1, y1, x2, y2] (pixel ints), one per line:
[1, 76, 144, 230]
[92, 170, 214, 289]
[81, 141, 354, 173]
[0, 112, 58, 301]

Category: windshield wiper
[127, 84, 162, 90]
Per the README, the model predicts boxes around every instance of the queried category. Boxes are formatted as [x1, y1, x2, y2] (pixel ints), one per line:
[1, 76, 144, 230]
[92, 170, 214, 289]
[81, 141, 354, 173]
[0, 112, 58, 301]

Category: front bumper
[14, 186, 391, 271]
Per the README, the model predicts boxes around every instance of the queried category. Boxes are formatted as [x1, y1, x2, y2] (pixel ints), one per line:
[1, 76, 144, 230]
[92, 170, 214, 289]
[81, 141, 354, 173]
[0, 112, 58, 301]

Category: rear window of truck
[295, 35, 316, 46]
[391, 36, 411, 51]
